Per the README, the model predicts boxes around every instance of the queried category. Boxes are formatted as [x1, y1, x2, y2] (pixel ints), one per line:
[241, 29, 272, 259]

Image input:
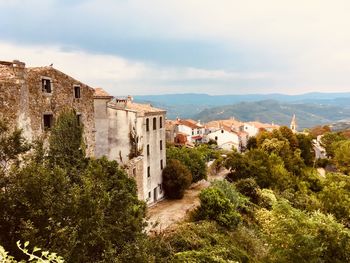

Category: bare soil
[146, 168, 229, 234]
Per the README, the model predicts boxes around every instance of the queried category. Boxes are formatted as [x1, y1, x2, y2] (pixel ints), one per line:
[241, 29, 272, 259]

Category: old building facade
[94, 90, 166, 204]
[0, 60, 95, 155]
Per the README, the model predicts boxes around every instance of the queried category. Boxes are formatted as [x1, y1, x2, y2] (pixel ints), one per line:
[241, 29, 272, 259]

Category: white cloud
[0, 41, 274, 95]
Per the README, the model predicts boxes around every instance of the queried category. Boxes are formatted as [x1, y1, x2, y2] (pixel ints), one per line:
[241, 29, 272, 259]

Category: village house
[167, 118, 205, 145]
[205, 127, 240, 151]
[240, 121, 279, 137]
[0, 60, 95, 155]
[94, 89, 166, 204]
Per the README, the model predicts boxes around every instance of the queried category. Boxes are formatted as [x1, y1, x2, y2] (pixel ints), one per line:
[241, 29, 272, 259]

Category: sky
[0, 0, 350, 95]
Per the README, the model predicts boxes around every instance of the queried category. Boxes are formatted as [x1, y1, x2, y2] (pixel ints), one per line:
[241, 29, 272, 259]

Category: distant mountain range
[133, 92, 350, 128]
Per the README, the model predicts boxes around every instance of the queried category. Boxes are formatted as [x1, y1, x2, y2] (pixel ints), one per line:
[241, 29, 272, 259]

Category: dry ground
[146, 168, 229, 234]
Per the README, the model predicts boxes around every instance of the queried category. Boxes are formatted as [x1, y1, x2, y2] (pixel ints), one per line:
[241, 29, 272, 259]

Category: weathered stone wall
[0, 61, 95, 156]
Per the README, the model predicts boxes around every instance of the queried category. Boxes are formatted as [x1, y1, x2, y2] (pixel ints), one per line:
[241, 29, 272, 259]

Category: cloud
[1, 1, 350, 94]
[0, 41, 275, 95]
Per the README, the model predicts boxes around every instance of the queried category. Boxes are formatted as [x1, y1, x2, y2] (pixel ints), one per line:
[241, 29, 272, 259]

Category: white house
[175, 119, 205, 144]
[94, 90, 166, 205]
[206, 128, 240, 151]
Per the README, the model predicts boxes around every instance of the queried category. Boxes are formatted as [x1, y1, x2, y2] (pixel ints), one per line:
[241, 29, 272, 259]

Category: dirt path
[146, 168, 229, 234]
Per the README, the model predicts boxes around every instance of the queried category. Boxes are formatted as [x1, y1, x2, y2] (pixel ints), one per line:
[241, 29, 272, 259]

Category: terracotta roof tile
[94, 87, 112, 98]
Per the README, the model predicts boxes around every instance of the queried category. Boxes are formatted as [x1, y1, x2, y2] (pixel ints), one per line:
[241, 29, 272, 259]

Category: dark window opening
[221, 130, 224, 133]
[76, 114, 82, 126]
[160, 160, 163, 170]
[74, 85, 81, 98]
[148, 191, 151, 199]
[146, 118, 149, 131]
[147, 144, 150, 156]
[147, 166, 150, 178]
[42, 79, 52, 93]
[43, 114, 53, 130]
[160, 117, 163, 128]
[215, 136, 218, 141]
[160, 140, 163, 150]
[153, 117, 157, 130]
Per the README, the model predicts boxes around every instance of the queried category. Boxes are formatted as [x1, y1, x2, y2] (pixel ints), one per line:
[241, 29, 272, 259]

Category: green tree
[258, 200, 350, 263]
[296, 133, 315, 166]
[194, 186, 242, 229]
[333, 140, 350, 174]
[48, 108, 85, 169]
[166, 146, 207, 182]
[162, 159, 192, 199]
[321, 132, 346, 158]
[0, 119, 30, 175]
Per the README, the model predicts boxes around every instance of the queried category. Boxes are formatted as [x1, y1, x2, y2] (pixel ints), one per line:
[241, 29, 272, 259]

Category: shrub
[162, 159, 192, 199]
[235, 178, 261, 204]
[195, 187, 241, 229]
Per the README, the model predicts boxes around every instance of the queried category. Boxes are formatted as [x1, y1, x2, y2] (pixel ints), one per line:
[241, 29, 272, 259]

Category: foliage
[318, 173, 350, 227]
[296, 133, 315, 166]
[162, 159, 192, 199]
[333, 140, 350, 174]
[310, 125, 331, 137]
[246, 136, 257, 150]
[320, 131, 346, 158]
[0, 241, 64, 263]
[0, 158, 146, 262]
[166, 146, 207, 182]
[194, 186, 242, 229]
[258, 200, 350, 263]
[234, 178, 261, 204]
[48, 109, 85, 169]
[164, 221, 265, 263]
[0, 120, 30, 175]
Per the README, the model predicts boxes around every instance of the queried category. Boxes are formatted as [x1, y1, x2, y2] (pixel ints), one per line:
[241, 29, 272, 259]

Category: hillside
[193, 100, 350, 129]
[133, 93, 350, 122]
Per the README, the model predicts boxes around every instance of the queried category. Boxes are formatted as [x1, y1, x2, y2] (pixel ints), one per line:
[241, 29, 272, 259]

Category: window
[221, 130, 224, 133]
[146, 118, 149, 131]
[160, 159, 163, 170]
[160, 140, 163, 150]
[192, 130, 194, 135]
[42, 78, 52, 93]
[147, 166, 150, 178]
[160, 117, 163, 128]
[132, 168, 136, 176]
[76, 114, 82, 126]
[147, 144, 150, 156]
[197, 130, 200, 134]
[148, 192, 151, 199]
[43, 114, 53, 130]
[153, 117, 157, 130]
[215, 136, 218, 141]
[74, 85, 81, 98]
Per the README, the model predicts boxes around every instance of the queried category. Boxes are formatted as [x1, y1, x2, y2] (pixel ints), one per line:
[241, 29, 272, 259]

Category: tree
[48, 108, 85, 169]
[258, 200, 350, 262]
[162, 159, 192, 199]
[246, 136, 257, 150]
[194, 187, 241, 229]
[0, 119, 30, 175]
[320, 132, 346, 158]
[166, 146, 207, 183]
[296, 133, 315, 166]
[0, 157, 146, 262]
[333, 140, 350, 175]
[279, 126, 299, 150]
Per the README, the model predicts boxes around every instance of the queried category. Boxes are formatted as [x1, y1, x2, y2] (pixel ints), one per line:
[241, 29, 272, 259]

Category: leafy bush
[194, 187, 241, 229]
[235, 178, 261, 204]
[162, 159, 192, 199]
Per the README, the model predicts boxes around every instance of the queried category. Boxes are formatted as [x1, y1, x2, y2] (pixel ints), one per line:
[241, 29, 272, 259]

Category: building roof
[246, 121, 279, 130]
[94, 87, 113, 99]
[108, 96, 166, 114]
[177, 119, 202, 129]
[205, 119, 243, 129]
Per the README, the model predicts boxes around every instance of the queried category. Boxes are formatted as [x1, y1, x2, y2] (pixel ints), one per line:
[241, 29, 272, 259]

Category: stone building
[94, 89, 166, 204]
[0, 60, 95, 155]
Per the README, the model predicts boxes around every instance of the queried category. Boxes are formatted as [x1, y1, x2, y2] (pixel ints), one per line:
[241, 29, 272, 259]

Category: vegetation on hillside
[1, 112, 350, 262]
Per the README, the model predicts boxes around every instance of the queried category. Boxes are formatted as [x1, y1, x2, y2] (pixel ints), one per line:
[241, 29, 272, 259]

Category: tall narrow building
[94, 90, 166, 204]
[290, 114, 297, 133]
